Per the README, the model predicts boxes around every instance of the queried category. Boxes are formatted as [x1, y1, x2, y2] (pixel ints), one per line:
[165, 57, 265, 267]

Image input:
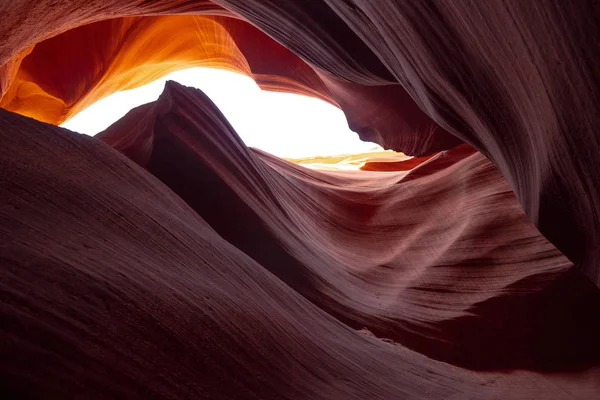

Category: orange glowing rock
[0, 12, 452, 156]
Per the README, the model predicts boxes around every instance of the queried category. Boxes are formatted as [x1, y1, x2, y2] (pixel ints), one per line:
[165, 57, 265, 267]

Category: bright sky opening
[61, 67, 380, 159]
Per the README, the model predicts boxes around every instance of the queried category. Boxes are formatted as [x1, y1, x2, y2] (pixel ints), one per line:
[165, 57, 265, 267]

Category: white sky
[61, 67, 379, 159]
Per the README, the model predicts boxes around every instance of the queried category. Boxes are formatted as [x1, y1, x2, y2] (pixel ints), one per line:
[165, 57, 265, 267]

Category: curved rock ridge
[97, 81, 600, 371]
[1, 84, 600, 398]
[0, 1, 599, 287]
[215, 0, 600, 287]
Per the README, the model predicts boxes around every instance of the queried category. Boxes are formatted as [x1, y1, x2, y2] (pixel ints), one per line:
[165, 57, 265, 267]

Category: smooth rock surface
[1, 91, 599, 398]
[1, 1, 600, 398]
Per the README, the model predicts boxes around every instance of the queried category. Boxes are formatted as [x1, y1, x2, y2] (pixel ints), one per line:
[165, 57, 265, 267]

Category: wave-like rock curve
[97, 81, 600, 371]
[1, 1, 600, 286]
[2, 83, 600, 398]
[1, 0, 600, 397]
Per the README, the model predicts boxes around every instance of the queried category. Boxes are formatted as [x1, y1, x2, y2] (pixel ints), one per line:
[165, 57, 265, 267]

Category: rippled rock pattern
[1, 1, 600, 398]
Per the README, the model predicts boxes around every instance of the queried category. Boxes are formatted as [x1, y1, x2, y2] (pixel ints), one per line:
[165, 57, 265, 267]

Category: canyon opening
[1, 3, 600, 399]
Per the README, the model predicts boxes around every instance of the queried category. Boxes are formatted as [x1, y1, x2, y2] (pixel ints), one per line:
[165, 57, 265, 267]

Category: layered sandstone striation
[1, 85, 599, 398]
[1, 0, 600, 398]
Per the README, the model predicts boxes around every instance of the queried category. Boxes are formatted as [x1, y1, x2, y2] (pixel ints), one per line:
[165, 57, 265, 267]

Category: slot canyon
[1, 1, 600, 398]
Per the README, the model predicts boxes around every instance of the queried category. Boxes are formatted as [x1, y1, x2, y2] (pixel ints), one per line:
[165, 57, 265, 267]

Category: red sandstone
[1, 1, 600, 398]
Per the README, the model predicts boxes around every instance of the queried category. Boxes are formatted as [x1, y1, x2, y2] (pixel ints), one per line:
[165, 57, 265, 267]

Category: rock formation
[1, 0, 600, 398]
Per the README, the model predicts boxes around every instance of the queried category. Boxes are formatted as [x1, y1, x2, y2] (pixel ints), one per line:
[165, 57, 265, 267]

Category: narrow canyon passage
[1, 2, 600, 399]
